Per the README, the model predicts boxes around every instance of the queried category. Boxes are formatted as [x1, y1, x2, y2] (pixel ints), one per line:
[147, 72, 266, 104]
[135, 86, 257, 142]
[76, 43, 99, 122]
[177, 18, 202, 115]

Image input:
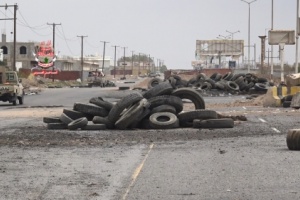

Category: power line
[57, 25, 78, 56]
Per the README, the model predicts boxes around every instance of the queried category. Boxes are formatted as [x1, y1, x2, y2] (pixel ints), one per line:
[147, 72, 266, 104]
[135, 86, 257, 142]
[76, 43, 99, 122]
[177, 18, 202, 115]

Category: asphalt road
[0, 87, 300, 199]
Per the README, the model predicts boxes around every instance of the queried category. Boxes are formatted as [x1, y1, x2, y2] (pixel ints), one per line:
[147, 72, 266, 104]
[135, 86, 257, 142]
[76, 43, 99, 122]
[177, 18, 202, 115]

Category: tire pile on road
[43, 82, 235, 130]
[149, 72, 271, 94]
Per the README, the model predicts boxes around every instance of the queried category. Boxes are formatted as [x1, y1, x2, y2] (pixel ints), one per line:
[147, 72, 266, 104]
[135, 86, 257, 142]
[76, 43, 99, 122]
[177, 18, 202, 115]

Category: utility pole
[131, 50, 134, 75]
[77, 35, 87, 81]
[100, 41, 109, 73]
[138, 53, 141, 76]
[47, 22, 61, 82]
[148, 54, 151, 72]
[121, 47, 127, 79]
[0, 4, 17, 71]
[271, 0, 274, 79]
[151, 57, 154, 72]
[112, 45, 119, 78]
[241, 0, 257, 72]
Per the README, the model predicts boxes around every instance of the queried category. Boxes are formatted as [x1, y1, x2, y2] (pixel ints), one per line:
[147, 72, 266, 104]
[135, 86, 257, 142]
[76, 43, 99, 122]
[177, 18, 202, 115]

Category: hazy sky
[0, 0, 298, 69]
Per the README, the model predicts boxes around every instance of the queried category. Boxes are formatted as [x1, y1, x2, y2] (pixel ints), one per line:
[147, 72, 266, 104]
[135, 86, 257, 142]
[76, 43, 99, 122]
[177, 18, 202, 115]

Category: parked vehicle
[0, 71, 24, 105]
[87, 70, 105, 87]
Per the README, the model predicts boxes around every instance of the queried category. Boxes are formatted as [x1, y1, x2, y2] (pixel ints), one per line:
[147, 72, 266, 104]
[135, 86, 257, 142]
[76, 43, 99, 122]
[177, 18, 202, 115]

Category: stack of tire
[281, 94, 294, 108]
[44, 82, 234, 130]
[158, 72, 271, 94]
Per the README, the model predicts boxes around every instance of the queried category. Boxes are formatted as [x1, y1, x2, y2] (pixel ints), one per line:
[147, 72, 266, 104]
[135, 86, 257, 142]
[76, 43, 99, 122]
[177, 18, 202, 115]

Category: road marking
[243, 106, 247, 110]
[122, 143, 154, 200]
[259, 118, 267, 123]
[272, 127, 281, 133]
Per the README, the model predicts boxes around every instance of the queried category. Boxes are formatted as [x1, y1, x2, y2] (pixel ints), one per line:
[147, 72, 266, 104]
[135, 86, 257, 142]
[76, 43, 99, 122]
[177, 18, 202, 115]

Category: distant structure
[193, 39, 244, 69]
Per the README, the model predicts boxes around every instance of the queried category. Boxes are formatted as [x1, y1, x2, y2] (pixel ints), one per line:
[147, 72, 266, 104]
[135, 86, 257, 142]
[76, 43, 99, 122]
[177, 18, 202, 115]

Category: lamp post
[226, 30, 240, 61]
[217, 34, 231, 40]
[241, 0, 257, 73]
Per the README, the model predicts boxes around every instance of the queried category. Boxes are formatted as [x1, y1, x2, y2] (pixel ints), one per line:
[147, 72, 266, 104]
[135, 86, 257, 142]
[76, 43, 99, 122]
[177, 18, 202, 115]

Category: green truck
[0, 71, 24, 105]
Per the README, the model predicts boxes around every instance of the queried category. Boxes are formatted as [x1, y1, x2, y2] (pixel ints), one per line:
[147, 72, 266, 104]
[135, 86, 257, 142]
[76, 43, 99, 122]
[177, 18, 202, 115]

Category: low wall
[263, 86, 300, 107]
[19, 69, 81, 81]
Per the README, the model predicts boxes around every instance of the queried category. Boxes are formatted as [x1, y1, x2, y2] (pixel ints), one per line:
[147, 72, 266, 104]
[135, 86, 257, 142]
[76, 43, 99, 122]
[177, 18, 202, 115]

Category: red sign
[33, 70, 59, 75]
[33, 40, 57, 69]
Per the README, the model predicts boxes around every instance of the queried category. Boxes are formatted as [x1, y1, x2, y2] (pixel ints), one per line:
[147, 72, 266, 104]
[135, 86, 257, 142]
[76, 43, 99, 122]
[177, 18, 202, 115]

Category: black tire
[284, 95, 293, 102]
[148, 78, 162, 89]
[130, 108, 151, 129]
[93, 116, 114, 129]
[196, 73, 207, 81]
[68, 117, 88, 130]
[283, 101, 291, 108]
[60, 113, 73, 125]
[230, 73, 245, 81]
[187, 77, 197, 86]
[200, 82, 212, 90]
[108, 92, 143, 124]
[215, 82, 226, 90]
[257, 77, 268, 83]
[171, 88, 205, 109]
[235, 76, 247, 91]
[143, 82, 173, 99]
[63, 109, 86, 120]
[222, 72, 233, 81]
[81, 123, 106, 130]
[18, 95, 24, 105]
[115, 99, 149, 130]
[178, 110, 217, 127]
[226, 81, 239, 91]
[168, 77, 177, 89]
[74, 103, 109, 117]
[196, 118, 234, 129]
[175, 79, 188, 88]
[254, 83, 268, 91]
[43, 117, 61, 123]
[150, 105, 177, 115]
[204, 78, 216, 88]
[149, 112, 179, 129]
[287, 129, 300, 150]
[47, 123, 68, 130]
[89, 97, 114, 111]
[148, 95, 183, 113]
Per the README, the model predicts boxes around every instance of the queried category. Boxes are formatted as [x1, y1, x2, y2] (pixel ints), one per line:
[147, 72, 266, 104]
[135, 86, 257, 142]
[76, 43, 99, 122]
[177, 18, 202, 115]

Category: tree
[159, 65, 167, 73]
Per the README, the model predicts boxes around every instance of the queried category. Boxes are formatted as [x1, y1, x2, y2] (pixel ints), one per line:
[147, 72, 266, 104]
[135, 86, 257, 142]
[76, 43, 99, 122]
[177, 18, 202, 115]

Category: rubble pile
[43, 82, 245, 130]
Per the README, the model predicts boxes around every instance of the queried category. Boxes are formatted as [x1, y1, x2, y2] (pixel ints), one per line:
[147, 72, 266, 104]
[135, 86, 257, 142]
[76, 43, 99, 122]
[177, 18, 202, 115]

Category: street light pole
[218, 34, 231, 40]
[226, 30, 240, 61]
[241, 0, 257, 73]
[100, 41, 109, 73]
[271, 0, 274, 79]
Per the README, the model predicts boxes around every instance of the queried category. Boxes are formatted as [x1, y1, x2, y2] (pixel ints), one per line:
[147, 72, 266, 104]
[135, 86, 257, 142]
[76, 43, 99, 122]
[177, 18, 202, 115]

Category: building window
[1, 46, 8, 54]
[20, 46, 27, 54]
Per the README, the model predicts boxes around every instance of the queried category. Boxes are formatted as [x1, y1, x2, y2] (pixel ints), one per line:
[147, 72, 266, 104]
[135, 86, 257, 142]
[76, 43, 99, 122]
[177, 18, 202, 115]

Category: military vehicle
[0, 71, 24, 105]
